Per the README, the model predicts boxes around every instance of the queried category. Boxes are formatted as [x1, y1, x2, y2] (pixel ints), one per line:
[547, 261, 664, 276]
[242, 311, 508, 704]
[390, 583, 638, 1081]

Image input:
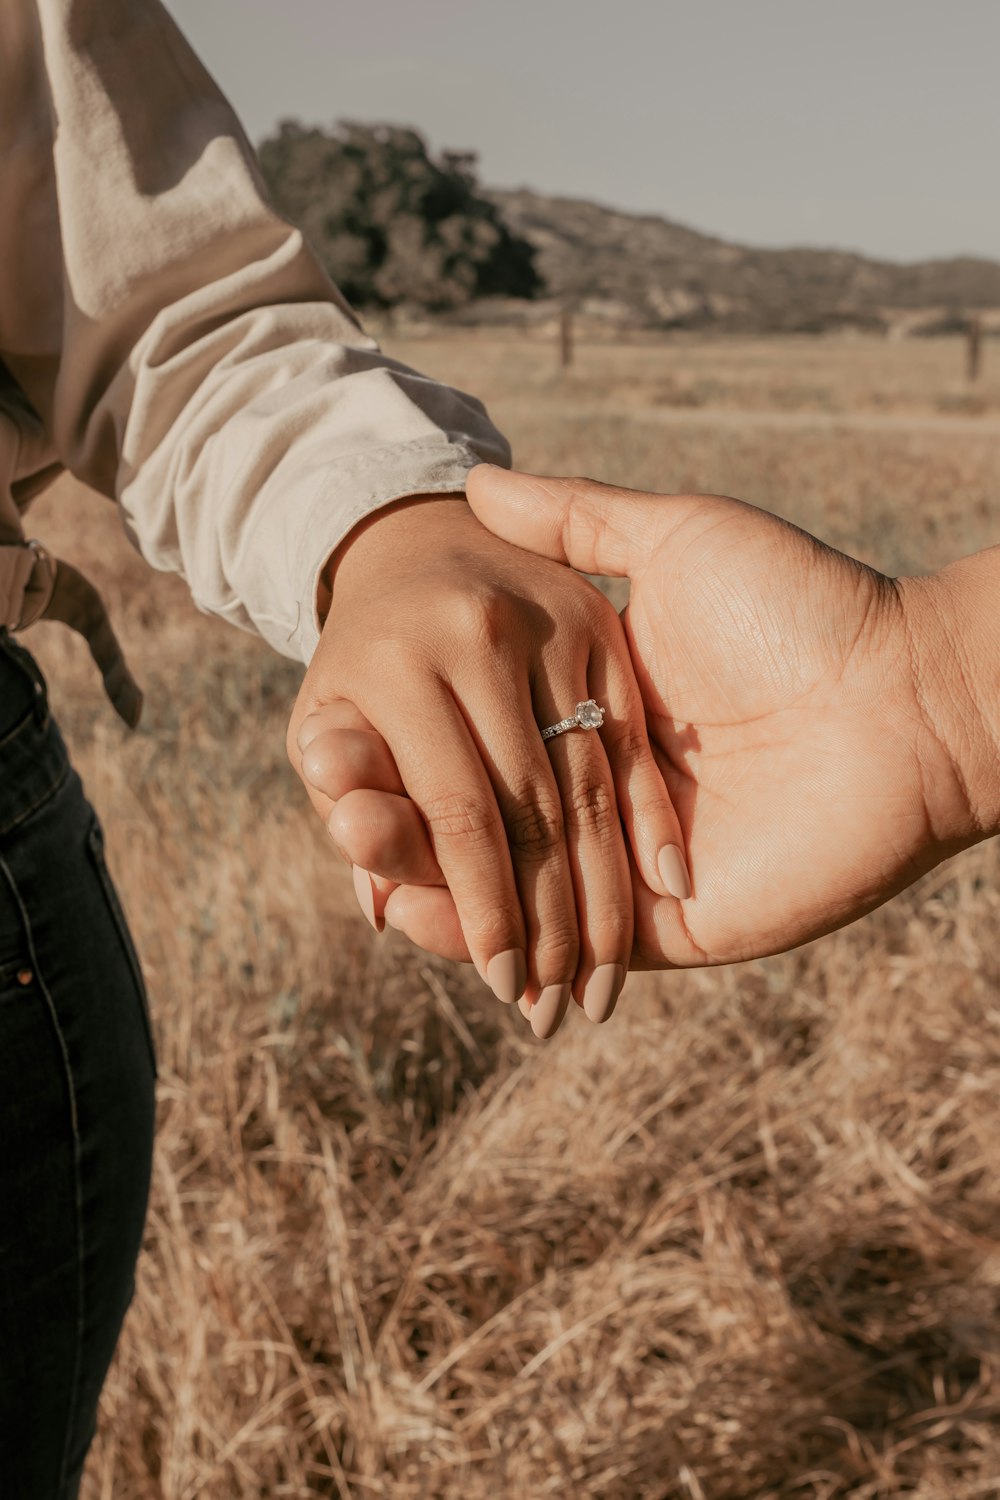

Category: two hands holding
[287, 463, 1000, 1039]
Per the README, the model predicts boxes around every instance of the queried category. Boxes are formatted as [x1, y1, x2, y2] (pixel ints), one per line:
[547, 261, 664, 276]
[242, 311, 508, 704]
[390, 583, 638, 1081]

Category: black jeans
[0, 628, 156, 1498]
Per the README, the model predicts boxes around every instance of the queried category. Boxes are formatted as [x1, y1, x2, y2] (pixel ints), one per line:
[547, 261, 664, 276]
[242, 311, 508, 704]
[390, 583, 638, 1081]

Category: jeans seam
[0, 851, 86, 1496]
[85, 818, 158, 1080]
[0, 706, 34, 753]
[0, 758, 70, 841]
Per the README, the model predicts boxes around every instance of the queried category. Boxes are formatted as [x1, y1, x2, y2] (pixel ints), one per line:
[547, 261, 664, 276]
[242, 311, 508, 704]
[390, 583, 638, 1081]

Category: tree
[257, 121, 543, 311]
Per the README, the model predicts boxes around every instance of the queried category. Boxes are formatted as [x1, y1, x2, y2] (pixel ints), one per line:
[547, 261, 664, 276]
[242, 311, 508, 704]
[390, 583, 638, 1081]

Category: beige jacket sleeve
[0, 0, 510, 665]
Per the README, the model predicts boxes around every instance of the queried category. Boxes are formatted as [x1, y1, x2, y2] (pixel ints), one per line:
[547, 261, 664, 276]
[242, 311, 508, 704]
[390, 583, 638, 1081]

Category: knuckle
[604, 721, 649, 765]
[506, 794, 565, 860]
[464, 902, 524, 951]
[632, 789, 670, 832]
[597, 892, 635, 943]
[533, 929, 579, 981]
[565, 777, 617, 837]
[449, 589, 519, 653]
[422, 790, 502, 846]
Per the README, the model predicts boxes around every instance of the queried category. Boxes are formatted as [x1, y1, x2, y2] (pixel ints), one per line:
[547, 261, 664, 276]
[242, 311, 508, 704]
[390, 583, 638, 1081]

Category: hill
[488, 187, 1000, 333]
[254, 118, 1000, 333]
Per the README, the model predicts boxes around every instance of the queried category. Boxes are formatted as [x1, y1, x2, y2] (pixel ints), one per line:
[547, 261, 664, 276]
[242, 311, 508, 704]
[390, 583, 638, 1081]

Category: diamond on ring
[540, 699, 606, 741]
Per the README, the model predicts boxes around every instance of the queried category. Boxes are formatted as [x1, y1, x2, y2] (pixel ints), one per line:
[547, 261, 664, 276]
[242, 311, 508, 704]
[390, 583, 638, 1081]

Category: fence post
[559, 301, 574, 370]
[966, 314, 982, 381]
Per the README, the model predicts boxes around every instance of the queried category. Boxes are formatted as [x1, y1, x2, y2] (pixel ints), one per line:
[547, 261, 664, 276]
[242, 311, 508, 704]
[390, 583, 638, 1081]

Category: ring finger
[450, 663, 582, 1037]
[532, 669, 632, 1027]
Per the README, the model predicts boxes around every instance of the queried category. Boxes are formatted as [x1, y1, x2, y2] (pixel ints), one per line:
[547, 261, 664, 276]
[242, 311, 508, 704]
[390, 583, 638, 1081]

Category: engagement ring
[540, 699, 606, 741]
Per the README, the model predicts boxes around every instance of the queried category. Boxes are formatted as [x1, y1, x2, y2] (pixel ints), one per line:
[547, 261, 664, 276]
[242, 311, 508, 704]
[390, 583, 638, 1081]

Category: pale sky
[163, 0, 1000, 264]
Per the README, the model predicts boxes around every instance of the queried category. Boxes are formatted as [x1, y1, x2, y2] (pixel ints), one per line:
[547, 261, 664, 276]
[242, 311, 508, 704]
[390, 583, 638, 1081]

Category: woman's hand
[286, 494, 689, 1036]
[306, 469, 985, 976]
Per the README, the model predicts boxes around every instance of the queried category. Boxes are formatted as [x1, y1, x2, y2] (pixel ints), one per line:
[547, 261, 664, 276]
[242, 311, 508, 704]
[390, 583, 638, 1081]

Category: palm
[625, 497, 940, 966]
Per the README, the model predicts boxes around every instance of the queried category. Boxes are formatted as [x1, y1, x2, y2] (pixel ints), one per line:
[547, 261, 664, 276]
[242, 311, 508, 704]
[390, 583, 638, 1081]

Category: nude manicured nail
[352, 865, 383, 933]
[529, 983, 572, 1040]
[582, 963, 625, 1025]
[518, 994, 533, 1020]
[486, 949, 527, 1005]
[658, 843, 692, 900]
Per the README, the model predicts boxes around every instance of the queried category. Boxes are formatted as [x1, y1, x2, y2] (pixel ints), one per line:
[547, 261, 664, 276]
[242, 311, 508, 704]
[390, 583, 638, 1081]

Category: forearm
[899, 547, 1000, 846]
[4, 0, 509, 667]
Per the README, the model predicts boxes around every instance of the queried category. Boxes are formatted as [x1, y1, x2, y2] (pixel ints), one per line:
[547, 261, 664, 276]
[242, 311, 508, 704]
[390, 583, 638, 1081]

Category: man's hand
[308, 467, 988, 976]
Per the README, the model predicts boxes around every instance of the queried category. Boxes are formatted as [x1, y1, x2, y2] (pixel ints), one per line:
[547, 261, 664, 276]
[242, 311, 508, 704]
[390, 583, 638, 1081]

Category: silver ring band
[540, 699, 606, 741]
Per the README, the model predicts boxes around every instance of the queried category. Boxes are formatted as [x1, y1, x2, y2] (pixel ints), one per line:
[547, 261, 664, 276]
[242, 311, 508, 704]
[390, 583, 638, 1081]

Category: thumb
[466, 465, 668, 578]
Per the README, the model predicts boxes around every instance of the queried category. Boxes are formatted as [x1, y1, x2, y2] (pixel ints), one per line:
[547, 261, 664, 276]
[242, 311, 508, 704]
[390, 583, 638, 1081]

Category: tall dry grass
[21, 333, 1000, 1497]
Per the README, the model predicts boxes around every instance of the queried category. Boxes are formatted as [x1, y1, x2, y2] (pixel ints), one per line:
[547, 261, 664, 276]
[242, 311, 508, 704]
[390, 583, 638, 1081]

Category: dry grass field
[22, 331, 1000, 1498]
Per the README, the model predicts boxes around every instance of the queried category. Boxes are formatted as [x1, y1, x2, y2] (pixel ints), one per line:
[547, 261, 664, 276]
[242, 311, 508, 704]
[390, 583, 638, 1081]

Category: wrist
[897, 552, 1000, 846]
[316, 492, 470, 630]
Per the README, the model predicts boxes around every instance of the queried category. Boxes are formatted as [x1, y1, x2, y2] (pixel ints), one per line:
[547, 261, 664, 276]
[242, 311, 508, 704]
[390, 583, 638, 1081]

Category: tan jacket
[0, 0, 510, 724]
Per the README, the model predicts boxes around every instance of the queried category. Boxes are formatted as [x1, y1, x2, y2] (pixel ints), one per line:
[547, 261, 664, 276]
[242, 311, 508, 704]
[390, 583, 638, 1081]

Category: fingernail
[297, 714, 326, 752]
[486, 949, 527, 1004]
[518, 995, 533, 1020]
[529, 983, 572, 1039]
[657, 843, 692, 900]
[352, 865, 384, 933]
[301, 746, 327, 787]
[325, 811, 352, 867]
[582, 963, 625, 1024]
